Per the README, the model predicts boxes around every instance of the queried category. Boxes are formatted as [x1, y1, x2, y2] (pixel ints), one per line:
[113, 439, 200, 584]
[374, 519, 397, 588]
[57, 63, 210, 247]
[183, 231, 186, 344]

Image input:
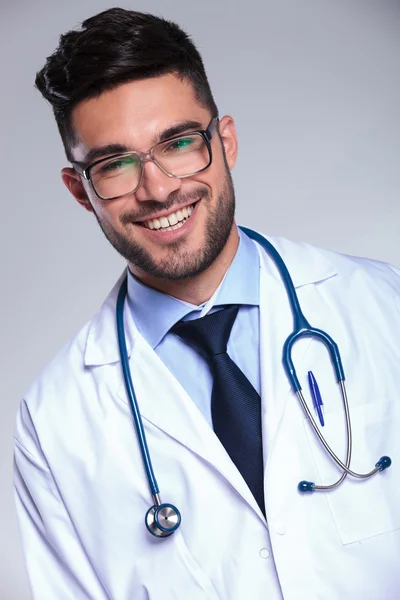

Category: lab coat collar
[84, 233, 337, 367]
[254, 232, 337, 289]
[84, 271, 136, 367]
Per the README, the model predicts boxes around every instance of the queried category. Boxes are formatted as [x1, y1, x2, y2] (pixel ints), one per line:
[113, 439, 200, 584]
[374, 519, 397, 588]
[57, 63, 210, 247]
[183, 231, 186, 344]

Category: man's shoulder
[21, 318, 93, 419]
[20, 272, 125, 419]
[260, 232, 400, 294]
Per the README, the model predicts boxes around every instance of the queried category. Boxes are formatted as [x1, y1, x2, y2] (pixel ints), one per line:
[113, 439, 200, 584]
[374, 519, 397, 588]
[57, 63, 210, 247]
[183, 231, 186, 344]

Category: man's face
[62, 74, 238, 281]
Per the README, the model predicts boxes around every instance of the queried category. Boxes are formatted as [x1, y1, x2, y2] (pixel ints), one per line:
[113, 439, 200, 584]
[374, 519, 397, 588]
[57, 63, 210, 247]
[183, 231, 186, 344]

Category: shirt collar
[126, 227, 260, 350]
[84, 230, 339, 368]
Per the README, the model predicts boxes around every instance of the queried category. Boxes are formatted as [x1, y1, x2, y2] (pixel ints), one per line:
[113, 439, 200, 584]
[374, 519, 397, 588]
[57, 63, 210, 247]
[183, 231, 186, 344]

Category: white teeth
[173, 221, 185, 230]
[159, 217, 169, 228]
[160, 221, 186, 232]
[142, 204, 195, 230]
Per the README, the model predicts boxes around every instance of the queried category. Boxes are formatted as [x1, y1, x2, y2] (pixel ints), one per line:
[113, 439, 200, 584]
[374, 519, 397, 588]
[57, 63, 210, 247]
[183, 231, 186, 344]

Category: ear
[61, 167, 94, 213]
[217, 115, 238, 170]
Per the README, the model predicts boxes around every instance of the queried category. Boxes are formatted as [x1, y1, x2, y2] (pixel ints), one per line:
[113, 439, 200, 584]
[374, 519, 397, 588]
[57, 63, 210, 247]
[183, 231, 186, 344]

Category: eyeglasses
[72, 118, 218, 201]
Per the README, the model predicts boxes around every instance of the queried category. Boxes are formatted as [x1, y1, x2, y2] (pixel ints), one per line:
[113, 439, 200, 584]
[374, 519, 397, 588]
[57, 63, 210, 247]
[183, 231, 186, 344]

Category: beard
[92, 167, 236, 281]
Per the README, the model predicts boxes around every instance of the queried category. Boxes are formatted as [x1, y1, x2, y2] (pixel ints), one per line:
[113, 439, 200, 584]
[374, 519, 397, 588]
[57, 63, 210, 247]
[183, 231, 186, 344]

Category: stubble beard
[92, 168, 236, 281]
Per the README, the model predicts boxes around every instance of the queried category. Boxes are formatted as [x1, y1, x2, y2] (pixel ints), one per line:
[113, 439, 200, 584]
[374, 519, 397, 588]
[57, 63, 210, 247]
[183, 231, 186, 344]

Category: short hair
[35, 8, 219, 161]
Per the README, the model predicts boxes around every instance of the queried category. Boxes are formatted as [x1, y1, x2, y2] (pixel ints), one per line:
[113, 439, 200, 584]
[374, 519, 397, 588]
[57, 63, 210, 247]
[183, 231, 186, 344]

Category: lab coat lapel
[84, 233, 338, 524]
[85, 274, 262, 518]
[115, 298, 266, 523]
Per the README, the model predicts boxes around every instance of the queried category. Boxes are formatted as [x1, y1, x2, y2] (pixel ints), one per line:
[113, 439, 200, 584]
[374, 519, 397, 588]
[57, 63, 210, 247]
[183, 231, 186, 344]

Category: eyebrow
[81, 120, 205, 166]
[157, 120, 204, 143]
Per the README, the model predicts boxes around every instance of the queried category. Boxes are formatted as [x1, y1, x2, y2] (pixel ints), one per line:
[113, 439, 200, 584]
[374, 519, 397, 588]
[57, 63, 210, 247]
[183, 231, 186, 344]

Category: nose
[134, 160, 182, 203]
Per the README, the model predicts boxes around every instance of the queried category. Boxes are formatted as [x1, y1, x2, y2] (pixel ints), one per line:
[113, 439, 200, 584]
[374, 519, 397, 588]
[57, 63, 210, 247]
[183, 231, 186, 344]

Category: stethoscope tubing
[239, 227, 346, 389]
[116, 277, 160, 497]
[116, 227, 392, 534]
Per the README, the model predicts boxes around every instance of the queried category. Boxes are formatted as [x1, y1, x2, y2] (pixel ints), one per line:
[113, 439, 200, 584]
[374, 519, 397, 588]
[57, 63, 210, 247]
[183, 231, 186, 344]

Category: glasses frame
[72, 117, 218, 201]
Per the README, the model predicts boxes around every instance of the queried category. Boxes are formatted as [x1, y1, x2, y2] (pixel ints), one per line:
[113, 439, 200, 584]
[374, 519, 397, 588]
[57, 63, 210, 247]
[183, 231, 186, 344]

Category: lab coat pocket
[173, 530, 219, 599]
[303, 398, 400, 545]
[136, 530, 219, 599]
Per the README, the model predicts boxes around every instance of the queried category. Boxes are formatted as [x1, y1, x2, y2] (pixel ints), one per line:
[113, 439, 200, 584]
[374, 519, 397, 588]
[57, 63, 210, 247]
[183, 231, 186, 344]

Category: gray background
[1, 0, 399, 597]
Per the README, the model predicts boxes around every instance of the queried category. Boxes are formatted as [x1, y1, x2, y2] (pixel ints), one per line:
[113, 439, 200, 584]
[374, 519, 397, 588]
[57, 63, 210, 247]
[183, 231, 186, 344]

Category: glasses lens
[154, 133, 211, 177]
[90, 154, 141, 199]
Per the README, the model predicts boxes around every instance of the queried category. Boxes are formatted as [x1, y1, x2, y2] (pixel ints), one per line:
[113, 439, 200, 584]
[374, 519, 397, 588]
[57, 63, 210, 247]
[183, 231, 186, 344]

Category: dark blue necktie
[172, 305, 265, 515]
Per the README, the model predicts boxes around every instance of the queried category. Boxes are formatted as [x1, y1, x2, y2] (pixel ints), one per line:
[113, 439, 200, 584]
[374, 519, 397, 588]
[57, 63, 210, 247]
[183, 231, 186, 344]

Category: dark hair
[35, 8, 218, 161]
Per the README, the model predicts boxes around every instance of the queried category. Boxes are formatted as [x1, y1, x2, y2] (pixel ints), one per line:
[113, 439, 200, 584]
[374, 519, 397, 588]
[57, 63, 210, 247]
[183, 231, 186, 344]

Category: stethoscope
[116, 226, 392, 537]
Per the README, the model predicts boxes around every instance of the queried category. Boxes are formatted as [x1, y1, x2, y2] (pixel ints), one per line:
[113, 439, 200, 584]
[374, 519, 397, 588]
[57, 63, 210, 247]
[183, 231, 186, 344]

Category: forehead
[70, 74, 211, 161]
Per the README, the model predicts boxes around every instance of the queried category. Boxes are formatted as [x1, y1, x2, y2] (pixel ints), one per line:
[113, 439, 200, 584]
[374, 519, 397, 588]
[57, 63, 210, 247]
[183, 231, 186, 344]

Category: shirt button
[259, 548, 270, 559]
[275, 524, 286, 535]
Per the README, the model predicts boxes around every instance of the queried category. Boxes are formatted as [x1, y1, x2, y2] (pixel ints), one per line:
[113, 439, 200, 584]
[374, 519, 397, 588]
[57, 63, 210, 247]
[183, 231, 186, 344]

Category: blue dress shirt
[127, 228, 260, 427]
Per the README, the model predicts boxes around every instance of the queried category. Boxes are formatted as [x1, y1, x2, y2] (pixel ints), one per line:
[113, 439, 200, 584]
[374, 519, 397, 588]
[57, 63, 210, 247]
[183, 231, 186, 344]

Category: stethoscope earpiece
[145, 503, 181, 538]
[376, 456, 392, 471]
[298, 481, 315, 493]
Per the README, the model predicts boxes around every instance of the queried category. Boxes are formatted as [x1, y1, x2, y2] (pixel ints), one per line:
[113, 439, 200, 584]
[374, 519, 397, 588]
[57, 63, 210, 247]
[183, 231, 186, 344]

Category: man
[14, 7, 400, 600]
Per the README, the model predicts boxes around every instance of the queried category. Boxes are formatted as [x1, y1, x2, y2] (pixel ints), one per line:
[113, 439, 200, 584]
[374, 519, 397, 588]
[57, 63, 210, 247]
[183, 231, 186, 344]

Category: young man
[14, 8, 400, 600]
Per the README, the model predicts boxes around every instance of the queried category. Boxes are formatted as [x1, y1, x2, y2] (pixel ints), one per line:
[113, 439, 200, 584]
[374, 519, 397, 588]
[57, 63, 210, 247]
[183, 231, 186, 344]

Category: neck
[129, 225, 239, 305]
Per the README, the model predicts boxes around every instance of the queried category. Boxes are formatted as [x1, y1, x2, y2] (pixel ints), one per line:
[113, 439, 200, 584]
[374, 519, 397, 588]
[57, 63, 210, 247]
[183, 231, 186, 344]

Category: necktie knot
[171, 304, 240, 358]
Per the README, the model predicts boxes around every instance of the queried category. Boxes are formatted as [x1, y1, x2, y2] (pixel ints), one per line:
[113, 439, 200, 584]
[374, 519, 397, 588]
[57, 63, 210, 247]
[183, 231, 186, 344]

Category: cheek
[93, 203, 121, 232]
[191, 162, 224, 199]
[207, 152, 228, 189]
[84, 181, 125, 222]
[92, 195, 126, 225]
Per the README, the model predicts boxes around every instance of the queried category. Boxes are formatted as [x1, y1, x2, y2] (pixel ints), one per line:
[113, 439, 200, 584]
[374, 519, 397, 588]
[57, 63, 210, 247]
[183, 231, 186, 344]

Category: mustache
[120, 187, 209, 225]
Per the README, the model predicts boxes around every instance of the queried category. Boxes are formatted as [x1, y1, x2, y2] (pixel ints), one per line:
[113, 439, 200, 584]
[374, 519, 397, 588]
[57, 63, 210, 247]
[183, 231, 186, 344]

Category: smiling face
[62, 74, 239, 286]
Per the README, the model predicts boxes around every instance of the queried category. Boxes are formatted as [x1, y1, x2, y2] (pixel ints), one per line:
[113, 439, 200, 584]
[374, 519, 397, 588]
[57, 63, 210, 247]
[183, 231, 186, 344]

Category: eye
[166, 137, 196, 152]
[98, 155, 139, 175]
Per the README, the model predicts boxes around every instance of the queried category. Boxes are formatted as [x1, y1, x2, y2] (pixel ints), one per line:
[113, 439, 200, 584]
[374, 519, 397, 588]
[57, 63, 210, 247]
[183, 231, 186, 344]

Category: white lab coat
[14, 234, 400, 600]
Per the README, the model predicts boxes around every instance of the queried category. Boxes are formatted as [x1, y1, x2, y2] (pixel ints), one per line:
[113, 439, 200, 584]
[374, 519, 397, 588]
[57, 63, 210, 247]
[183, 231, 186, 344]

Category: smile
[138, 203, 196, 232]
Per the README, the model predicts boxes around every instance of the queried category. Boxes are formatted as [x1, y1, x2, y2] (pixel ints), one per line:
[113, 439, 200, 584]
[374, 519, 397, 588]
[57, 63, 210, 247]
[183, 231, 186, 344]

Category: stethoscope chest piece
[145, 503, 181, 537]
